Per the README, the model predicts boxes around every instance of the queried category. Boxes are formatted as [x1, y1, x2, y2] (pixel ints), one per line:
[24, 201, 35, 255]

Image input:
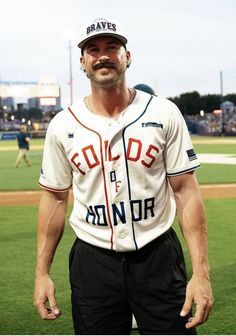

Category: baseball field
[0, 136, 236, 334]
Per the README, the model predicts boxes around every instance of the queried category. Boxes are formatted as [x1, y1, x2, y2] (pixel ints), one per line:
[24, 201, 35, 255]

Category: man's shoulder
[48, 108, 70, 126]
[47, 100, 85, 131]
[136, 91, 178, 110]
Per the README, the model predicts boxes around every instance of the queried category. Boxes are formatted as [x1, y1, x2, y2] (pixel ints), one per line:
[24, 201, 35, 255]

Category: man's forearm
[169, 172, 210, 277]
[175, 186, 210, 277]
[36, 190, 69, 276]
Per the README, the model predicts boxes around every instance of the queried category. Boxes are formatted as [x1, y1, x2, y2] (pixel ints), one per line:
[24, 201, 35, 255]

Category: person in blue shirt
[15, 125, 31, 168]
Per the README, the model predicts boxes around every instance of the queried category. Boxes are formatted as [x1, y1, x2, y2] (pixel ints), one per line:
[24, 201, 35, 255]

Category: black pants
[69, 228, 196, 335]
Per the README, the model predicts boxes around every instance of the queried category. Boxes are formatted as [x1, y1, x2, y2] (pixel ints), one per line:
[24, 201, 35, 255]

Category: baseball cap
[78, 18, 128, 49]
[134, 84, 156, 96]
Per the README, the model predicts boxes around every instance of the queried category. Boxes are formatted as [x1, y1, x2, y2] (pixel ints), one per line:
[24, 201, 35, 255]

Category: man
[34, 17, 213, 335]
[15, 124, 31, 168]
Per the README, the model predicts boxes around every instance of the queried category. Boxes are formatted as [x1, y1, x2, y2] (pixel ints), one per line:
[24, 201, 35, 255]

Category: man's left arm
[169, 171, 214, 329]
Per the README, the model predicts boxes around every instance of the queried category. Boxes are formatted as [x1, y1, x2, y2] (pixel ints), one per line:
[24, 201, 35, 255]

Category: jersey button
[119, 230, 127, 239]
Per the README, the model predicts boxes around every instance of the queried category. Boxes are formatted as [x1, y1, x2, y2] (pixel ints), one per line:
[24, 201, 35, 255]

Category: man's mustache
[93, 62, 117, 70]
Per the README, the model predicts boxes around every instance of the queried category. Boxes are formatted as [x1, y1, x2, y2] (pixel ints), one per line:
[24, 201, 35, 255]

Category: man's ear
[126, 51, 131, 68]
[80, 57, 86, 73]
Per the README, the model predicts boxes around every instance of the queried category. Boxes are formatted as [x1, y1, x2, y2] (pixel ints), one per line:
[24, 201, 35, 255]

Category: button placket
[119, 230, 128, 239]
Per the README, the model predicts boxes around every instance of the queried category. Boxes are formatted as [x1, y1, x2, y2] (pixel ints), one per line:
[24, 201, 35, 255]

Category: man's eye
[108, 45, 117, 50]
[89, 47, 99, 52]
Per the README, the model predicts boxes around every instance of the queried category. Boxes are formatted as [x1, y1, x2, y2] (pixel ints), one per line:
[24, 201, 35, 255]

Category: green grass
[0, 138, 44, 148]
[0, 150, 42, 190]
[196, 164, 236, 184]
[0, 204, 75, 335]
[0, 200, 236, 334]
[194, 139, 236, 184]
[194, 143, 236, 154]
[0, 138, 44, 190]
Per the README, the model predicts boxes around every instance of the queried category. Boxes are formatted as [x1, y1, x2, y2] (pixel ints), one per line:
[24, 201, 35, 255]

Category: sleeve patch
[186, 148, 197, 161]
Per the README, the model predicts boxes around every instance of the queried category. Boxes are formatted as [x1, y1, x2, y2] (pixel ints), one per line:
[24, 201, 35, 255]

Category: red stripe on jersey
[68, 106, 114, 250]
[39, 182, 72, 192]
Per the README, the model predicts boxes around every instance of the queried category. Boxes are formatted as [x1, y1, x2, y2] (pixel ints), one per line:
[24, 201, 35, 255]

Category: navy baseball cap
[78, 18, 128, 49]
[134, 84, 156, 96]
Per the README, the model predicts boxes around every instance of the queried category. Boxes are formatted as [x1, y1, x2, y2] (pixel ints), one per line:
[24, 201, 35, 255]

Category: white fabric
[39, 91, 200, 251]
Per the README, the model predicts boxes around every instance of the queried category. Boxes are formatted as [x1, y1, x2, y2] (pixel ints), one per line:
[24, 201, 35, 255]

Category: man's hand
[180, 274, 214, 329]
[34, 274, 61, 320]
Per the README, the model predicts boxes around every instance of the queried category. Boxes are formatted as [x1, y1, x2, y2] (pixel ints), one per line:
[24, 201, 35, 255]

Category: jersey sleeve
[164, 101, 200, 176]
[39, 120, 72, 192]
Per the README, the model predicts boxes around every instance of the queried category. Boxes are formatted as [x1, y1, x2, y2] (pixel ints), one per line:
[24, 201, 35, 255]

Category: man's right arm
[34, 189, 69, 320]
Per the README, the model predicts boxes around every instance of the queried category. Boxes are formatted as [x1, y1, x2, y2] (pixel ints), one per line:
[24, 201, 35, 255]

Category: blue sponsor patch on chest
[142, 122, 163, 128]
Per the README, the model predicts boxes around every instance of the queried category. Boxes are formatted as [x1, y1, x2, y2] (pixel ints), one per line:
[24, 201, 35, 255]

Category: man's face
[80, 36, 131, 87]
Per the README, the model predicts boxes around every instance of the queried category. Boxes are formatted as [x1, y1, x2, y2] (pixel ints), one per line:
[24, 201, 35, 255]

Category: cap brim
[78, 33, 127, 49]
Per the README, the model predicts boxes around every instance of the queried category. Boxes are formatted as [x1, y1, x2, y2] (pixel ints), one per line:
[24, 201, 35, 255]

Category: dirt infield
[0, 190, 72, 206]
[200, 184, 236, 199]
[0, 184, 236, 206]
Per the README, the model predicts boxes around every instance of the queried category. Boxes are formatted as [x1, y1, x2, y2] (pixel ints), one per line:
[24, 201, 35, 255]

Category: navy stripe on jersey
[122, 96, 153, 250]
[167, 165, 200, 176]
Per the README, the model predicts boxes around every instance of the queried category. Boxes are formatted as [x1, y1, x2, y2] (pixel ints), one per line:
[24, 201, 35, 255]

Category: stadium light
[63, 30, 76, 105]
[200, 110, 204, 117]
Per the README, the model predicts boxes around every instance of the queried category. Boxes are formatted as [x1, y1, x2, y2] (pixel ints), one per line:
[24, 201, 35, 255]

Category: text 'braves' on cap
[77, 18, 128, 49]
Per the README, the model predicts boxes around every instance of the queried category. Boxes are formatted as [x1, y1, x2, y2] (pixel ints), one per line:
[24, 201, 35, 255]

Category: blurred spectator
[15, 125, 31, 168]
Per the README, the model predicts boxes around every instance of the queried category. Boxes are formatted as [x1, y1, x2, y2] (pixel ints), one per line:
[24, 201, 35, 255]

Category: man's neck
[84, 87, 136, 119]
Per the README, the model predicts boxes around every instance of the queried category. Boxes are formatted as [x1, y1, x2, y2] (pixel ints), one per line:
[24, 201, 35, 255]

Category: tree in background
[169, 92, 236, 115]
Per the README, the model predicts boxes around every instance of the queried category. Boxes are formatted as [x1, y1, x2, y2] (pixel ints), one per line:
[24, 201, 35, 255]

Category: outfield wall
[0, 130, 46, 140]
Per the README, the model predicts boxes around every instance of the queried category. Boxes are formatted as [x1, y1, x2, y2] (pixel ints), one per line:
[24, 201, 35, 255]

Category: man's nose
[98, 55, 110, 62]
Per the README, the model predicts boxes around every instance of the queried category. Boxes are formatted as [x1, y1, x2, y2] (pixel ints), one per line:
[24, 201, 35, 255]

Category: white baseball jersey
[39, 91, 200, 251]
